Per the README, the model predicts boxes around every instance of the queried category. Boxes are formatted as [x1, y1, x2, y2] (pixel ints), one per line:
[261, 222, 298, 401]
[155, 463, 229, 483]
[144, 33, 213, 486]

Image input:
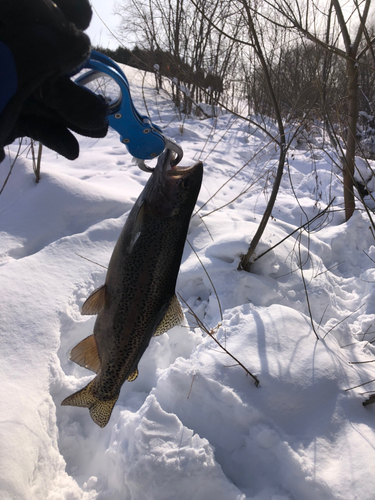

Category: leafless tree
[258, 0, 375, 220]
[115, 0, 242, 112]
[113, 0, 375, 269]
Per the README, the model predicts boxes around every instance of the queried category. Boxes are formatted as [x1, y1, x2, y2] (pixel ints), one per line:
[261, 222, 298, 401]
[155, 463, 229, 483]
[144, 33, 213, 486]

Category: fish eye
[181, 177, 190, 189]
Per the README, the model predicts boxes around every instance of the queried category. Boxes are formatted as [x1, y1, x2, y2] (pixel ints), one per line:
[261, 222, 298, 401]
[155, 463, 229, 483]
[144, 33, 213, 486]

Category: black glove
[0, 0, 109, 162]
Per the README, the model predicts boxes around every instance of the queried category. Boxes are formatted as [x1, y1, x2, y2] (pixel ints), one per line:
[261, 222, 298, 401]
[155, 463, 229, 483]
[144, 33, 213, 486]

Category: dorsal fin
[154, 295, 184, 336]
[69, 334, 101, 374]
[81, 284, 106, 315]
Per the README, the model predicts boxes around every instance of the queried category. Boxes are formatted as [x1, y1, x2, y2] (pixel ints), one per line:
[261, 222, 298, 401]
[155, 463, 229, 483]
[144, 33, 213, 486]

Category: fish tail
[61, 380, 118, 428]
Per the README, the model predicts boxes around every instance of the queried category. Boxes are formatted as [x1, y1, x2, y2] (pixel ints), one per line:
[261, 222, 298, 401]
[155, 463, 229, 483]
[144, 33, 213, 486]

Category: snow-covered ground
[1, 64, 375, 500]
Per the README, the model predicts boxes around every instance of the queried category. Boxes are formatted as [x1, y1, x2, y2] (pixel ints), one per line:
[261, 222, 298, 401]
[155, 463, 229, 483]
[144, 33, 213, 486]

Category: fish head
[145, 149, 203, 217]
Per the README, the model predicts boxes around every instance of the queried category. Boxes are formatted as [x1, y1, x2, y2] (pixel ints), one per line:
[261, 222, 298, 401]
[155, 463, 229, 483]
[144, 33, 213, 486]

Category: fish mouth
[137, 148, 201, 175]
[164, 138, 183, 167]
[165, 149, 202, 177]
[136, 139, 183, 173]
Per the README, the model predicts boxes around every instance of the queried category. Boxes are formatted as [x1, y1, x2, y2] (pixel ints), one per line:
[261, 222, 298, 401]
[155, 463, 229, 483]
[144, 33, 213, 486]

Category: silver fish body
[62, 150, 203, 427]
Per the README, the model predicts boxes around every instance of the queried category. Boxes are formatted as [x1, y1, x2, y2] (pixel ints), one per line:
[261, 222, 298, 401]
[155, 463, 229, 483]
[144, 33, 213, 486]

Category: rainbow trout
[62, 150, 203, 427]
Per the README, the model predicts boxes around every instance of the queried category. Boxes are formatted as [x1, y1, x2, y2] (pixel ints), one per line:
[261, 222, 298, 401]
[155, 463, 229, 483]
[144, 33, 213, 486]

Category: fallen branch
[178, 293, 260, 387]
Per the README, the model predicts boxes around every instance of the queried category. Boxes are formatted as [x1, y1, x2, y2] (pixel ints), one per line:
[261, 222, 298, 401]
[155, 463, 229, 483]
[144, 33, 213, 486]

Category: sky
[85, 0, 375, 52]
[86, 0, 122, 49]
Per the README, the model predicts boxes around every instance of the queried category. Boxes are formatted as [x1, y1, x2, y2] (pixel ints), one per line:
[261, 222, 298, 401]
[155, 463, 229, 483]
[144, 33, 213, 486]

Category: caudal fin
[61, 381, 118, 428]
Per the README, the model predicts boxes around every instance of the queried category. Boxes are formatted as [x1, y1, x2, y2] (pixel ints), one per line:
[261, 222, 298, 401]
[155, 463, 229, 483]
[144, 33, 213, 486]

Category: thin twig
[254, 198, 335, 262]
[187, 374, 196, 399]
[363, 250, 375, 265]
[313, 261, 344, 279]
[206, 328, 260, 386]
[0, 141, 22, 195]
[198, 215, 214, 242]
[298, 230, 319, 339]
[178, 293, 260, 386]
[317, 303, 329, 332]
[349, 359, 375, 365]
[195, 136, 274, 217]
[186, 239, 223, 321]
[345, 378, 375, 391]
[75, 253, 107, 269]
[362, 324, 373, 342]
[323, 304, 366, 339]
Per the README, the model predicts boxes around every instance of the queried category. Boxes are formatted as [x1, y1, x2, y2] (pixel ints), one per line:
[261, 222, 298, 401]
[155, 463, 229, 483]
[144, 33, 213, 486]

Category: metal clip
[74, 51, 183, 170]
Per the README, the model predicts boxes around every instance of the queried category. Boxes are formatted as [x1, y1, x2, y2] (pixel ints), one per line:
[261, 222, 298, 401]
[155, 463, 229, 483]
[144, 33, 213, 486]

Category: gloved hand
[0, 0, 109, 162]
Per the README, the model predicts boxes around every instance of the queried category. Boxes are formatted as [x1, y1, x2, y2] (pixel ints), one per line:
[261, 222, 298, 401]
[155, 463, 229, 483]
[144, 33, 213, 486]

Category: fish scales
[62, 149, 203, 427]
[96, 217, 189, 394]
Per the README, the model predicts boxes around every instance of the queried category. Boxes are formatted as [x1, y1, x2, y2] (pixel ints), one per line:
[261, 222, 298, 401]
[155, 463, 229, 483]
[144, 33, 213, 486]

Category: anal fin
[154, 295, 184, 336]
[70, 334, 101, 374]
[127, 368, 138, 382]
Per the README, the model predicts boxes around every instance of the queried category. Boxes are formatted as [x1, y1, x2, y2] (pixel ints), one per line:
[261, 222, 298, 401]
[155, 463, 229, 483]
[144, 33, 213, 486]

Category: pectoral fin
[69, 334, 101, 374]
[81, 284, 107, 315]
[128, 202, 145, 253]
[61, 380, 118, 428]
[134, 201, 145, 232]
[154, 295, 184, 336]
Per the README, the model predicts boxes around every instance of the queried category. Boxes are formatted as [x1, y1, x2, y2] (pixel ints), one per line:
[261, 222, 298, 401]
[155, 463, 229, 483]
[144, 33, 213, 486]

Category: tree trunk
[344, 57, 358, 221]
[238, 0, 286, 272]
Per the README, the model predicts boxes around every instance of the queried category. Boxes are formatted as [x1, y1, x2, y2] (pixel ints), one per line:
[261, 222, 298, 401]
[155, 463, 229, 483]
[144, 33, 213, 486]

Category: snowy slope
[1, 64, 375, 500]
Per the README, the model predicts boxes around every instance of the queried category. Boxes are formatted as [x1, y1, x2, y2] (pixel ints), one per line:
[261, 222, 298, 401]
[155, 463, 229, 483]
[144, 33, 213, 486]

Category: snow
[1, 64, 375, 500]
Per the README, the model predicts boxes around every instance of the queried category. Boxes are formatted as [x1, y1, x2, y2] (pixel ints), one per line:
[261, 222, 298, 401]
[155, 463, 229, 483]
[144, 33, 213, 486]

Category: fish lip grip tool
[75, 50, 183, 172]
